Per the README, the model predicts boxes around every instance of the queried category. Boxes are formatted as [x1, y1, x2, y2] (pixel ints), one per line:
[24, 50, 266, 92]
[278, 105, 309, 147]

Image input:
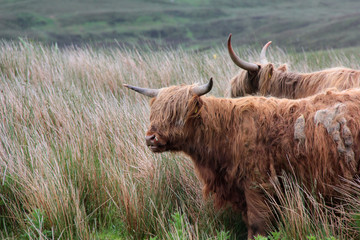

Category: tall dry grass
[265, 173, 360, 240]
[1, 40, 360, 239]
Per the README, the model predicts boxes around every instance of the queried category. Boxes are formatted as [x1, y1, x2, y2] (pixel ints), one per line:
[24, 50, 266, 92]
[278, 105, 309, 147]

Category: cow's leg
[241, 209, 249, 231]
[244, 186, 270, 239]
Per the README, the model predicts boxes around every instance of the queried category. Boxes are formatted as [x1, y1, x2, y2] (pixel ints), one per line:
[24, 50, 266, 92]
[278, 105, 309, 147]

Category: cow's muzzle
[145, 134, 166, 152]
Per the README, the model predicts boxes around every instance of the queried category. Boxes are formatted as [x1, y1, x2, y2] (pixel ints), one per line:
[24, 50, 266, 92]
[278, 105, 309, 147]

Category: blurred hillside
[1, 0, 360, 50]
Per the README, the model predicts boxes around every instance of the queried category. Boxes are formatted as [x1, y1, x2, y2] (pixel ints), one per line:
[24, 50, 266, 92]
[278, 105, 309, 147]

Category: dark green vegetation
[1, 0, 360, 50]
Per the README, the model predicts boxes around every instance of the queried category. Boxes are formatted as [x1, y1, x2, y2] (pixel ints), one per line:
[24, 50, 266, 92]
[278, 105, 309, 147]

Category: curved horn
[227, 34, 259, 72]
[260, 41, 272, 64]
[124, 84, 160, 97]
[192, 78, 213, 96]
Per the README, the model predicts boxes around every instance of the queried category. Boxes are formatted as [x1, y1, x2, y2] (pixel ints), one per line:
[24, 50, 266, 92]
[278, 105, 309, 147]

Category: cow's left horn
[260, 41, 272, 64]
[192, 78, 213, 96]
[124, 84, 160, 97]
[227, 34, 259, 72]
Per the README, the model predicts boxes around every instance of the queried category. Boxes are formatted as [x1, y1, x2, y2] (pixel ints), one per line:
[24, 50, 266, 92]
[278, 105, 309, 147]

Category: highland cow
[125, 79, 360, 239]
[228, 34, 360, 98]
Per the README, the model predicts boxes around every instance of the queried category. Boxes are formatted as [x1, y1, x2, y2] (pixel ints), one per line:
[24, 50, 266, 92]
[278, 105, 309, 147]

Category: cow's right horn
[260, 41, 272, 64]
[192, 78, 213, 96]
[124, 84, 160, 97]
[227, 34, 259, 72]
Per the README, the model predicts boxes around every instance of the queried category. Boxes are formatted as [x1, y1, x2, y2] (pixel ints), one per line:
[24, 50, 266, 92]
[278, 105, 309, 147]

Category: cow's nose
[145, 134, 156, 145]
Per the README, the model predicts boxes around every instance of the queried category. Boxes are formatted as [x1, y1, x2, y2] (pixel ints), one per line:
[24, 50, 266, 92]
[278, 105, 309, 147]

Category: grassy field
[1, 0, 360, 50]
[2, 40, 360, 239]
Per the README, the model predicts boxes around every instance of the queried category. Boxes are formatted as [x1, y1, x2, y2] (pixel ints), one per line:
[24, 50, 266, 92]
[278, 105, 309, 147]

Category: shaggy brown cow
[228, 34, 360, 98]
[124, 79, 360, 239]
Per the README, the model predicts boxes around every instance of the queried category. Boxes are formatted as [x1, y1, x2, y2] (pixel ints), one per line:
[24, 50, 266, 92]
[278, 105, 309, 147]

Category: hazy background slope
[1, 0, 360, 50]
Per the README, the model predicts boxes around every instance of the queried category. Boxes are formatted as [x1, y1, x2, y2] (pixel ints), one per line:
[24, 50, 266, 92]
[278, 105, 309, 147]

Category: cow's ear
[258, 63, 274, 84]
[277, 64, 287, 72]
[187, 96, 203, 120]
[267, 64, 274, 80]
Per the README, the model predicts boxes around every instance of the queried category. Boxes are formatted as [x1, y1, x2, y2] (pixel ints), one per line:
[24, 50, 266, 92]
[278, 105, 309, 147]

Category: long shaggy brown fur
[137, 84, 360, 239]
[231, 64, 360, 98]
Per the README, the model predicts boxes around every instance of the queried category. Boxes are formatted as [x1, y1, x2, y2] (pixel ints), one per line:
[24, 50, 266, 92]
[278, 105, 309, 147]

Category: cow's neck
[181, 97, 262, 205]
[183, 97, 251, 168]
[263, 71, 301, 98]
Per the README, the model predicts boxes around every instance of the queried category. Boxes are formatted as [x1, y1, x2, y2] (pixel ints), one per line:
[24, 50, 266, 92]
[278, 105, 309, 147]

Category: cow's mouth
[148, 144, 166, 153]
